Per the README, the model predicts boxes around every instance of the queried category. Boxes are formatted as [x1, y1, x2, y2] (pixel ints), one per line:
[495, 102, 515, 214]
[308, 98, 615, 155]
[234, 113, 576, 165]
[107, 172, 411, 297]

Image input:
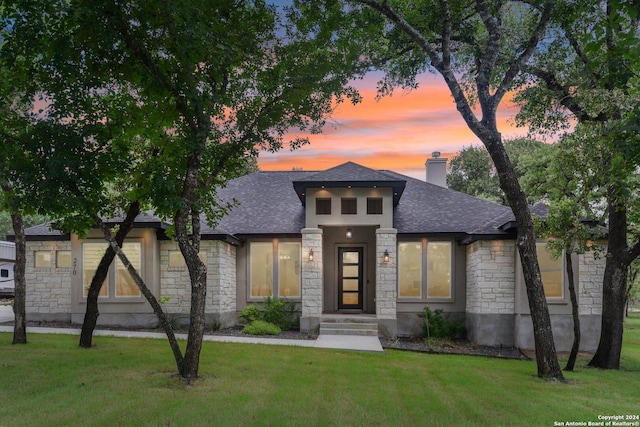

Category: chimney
[425, 151, 448, 188]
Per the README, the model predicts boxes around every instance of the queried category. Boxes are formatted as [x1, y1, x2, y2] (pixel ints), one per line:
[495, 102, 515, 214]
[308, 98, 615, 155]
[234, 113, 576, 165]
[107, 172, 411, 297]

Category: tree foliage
[1, 0, 362, 378]
[513, 0, 640, 369]
[447, 138, 553, 205]
[291, 0, 564, 378]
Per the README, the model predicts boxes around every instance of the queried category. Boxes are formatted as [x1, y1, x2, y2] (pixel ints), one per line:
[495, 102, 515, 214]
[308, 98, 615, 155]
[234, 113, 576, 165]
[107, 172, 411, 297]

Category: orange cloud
[259, 74, 530, 180]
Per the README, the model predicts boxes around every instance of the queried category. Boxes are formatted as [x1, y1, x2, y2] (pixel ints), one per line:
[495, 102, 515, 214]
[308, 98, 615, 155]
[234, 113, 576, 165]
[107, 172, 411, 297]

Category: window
[278, 242, 301, 297]
[83, 243, 107, 296]
[341, 197, 357, 214]
[250, 241, 302, 299]
[250, 242, 273, 297]
[398, 242, 422, 297]
[57, 251, 71, 268]
[168, 250, 207, 268]
[83, 242, 142, 298]
[427, 242, 452, 298]
[316, 198, 331, 215]
[367, 197, 383, 215]
[537, 242, 563, 298]
[0, 269, 8, 278]
[115, 243, 141, 297]
[398, 240, 453, 299]
[34, 251, 52, 268]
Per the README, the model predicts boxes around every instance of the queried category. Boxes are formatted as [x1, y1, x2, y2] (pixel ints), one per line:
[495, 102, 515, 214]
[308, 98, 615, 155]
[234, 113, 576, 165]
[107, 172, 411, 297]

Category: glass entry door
[338, 247, 363, 310]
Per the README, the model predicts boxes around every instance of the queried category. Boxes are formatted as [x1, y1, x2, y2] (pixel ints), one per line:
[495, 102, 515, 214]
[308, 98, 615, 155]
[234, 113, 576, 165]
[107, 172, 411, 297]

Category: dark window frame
[367, 197, 383, 215]
[316, 198, 332, 215]
[341, 197, 357, 215]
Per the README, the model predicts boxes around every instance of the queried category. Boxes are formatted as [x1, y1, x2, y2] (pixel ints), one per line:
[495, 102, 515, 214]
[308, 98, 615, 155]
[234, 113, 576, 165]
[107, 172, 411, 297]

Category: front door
[338, 247, 363, 310]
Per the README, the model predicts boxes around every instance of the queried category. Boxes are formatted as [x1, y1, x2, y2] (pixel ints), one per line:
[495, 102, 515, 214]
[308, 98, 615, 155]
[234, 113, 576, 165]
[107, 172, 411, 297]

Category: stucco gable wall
[25, 240, 72, 317]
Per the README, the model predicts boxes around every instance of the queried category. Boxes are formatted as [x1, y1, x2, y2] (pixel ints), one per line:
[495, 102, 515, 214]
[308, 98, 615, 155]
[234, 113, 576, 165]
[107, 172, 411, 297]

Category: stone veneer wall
[300, 228, 323, 332]
[25, 241, 72, 320]
[578, 250, 605, 316]
[465, 240, 516, 346]
[207, 240, 237, 327]
[159, 240, 236, 326]
[376, 228, 397, 337]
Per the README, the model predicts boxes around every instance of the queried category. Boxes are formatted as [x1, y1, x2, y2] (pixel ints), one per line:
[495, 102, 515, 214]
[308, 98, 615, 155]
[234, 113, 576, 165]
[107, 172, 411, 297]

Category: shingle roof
[292, 162, 406, 206]
[382, 170, 511, 235]
[205, 163, 512, 237]
[203, 170, 310, 236]
[22, 162, 522, 241]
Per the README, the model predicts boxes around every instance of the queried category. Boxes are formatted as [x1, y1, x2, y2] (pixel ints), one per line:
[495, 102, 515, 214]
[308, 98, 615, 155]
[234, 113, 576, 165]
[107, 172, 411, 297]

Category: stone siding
[466, 240, 515, 314]
[25, 241, 72, 315]
[301, 228, 323, 324]
[375, 228, 397, 318]
[159, 240, 236, 323]
[207, 240, 237, 326]
[578, 250, 605, 316]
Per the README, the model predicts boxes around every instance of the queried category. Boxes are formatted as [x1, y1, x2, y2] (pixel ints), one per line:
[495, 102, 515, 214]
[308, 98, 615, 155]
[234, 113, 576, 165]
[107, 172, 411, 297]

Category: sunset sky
[257, 73, 530, 181]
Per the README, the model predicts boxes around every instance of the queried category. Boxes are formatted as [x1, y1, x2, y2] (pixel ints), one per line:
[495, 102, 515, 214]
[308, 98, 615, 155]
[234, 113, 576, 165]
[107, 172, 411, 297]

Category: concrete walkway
[0, 306, 383, 353]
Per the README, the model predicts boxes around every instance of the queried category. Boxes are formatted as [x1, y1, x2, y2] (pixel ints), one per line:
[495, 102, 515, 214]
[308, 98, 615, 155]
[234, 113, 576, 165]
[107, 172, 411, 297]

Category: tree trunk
[79, 201, 140, 348]
[181, 253, 207, 380]
[482, 132, 564, 380]
[174, 152, 208, 380]
[588, 184, 629, 369]
[98, 221, 185, 374]
[11, 213, 27, 344]
[564, 249, 580, 371]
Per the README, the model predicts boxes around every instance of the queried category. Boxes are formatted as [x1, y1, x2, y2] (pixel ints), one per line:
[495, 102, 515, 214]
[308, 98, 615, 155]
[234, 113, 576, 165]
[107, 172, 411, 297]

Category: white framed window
[82, 242, 142, 299]
[249, 240, 302, 299]
[536, 242, 563, 299]
[56, 251, 71, 268]
[278, 242, 301, 298]
[34, 251, 52, 268]
[398, 242, 422, 298]
[397, 240, 453, 300]
[427, 242, 452, 299]
[250, 242, 273, 298]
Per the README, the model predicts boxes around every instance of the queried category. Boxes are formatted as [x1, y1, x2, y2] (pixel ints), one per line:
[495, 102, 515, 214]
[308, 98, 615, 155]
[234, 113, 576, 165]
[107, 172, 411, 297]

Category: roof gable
[292, 162, 406, 206]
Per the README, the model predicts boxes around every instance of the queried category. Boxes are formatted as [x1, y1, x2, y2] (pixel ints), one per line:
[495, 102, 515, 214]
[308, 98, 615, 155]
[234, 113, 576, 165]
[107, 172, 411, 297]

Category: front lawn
[1, 313, 639, 426]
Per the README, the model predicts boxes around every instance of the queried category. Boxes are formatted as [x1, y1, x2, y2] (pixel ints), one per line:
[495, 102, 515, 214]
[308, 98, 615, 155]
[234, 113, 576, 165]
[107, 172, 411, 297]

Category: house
[0, 241, 15, 297]
[16, 155, 605, 350]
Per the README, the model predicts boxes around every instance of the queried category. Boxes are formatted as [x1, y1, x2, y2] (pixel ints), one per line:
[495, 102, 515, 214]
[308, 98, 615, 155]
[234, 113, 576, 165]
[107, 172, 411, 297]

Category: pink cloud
[259, 74, 529, 180]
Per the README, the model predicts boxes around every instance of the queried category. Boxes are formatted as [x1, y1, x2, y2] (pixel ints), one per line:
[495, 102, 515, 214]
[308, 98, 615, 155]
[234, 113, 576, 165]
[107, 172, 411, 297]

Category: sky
[257, 73, 531, 181]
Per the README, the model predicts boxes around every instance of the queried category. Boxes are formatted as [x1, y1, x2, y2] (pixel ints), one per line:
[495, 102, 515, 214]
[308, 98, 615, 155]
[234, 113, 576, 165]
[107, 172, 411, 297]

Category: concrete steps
[319, 318, 379, 337]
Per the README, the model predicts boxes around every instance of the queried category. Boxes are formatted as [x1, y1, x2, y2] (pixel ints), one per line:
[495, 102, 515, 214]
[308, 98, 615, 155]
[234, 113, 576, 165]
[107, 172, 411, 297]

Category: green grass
[1, 314, 639, 427]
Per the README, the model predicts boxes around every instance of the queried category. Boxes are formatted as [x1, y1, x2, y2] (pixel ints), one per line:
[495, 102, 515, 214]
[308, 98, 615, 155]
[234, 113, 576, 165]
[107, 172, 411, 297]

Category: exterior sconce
[383, 250, 390, 263]
[308, 249, 314, 262]
[346, 228, 353, 239]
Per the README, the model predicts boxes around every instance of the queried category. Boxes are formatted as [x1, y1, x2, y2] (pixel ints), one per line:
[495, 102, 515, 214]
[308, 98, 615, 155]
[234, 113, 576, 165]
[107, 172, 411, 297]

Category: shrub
[418, 307, 466, 340]
[239, 303, 262, 323]
[243, 320, 281, 335]
[263, 296, 299, 331]
[239, 296, 299, 331]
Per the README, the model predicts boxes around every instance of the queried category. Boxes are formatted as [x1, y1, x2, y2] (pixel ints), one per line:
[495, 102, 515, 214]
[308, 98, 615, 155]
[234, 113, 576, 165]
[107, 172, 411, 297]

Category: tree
[447, 138, 553, 205]
[514, 0, 640, 369]
[2, 0, 361, 379]
[296, 0, 563, 378]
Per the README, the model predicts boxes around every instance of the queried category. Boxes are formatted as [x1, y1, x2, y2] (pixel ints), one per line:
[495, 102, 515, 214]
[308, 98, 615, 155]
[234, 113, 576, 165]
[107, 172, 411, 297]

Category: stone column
[300, 228, 323, 332]
[207, 240, 237, 328]
[376, 228, 397, 337]
[465, 240, 516, 347]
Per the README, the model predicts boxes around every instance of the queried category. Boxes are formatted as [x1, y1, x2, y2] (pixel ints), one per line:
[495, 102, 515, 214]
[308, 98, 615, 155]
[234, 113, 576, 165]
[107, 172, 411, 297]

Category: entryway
[338, 247, 363, 310]
[316, 314, 383, 352]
